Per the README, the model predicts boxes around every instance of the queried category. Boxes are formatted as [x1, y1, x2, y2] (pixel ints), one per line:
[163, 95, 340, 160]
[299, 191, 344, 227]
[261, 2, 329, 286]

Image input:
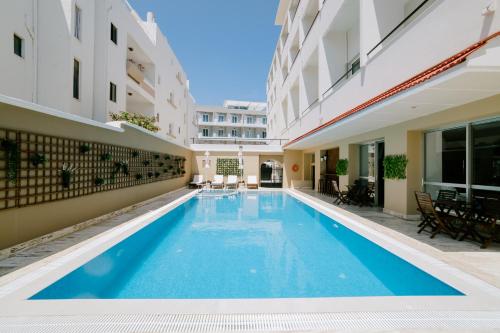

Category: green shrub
[110, 111, 160, 133]
[383, 154, 409, 180]
[94, 177, 105, 186]
[336, 159, 349, 176]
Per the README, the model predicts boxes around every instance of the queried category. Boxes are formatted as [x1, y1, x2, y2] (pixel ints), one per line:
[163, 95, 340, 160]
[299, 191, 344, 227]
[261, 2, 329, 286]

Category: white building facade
[0, 0, 194, 146]
[266, 0, 500, 141]
[266, 0, 500, 217]
[193, 100, 270, 144]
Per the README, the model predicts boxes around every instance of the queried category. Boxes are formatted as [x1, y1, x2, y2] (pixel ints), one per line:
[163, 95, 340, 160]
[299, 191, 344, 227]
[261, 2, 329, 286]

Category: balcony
[126, 36, 156, 99]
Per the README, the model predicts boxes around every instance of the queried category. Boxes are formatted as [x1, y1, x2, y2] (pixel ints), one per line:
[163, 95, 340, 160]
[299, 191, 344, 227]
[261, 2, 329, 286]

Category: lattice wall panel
[0, 127, 186, 211]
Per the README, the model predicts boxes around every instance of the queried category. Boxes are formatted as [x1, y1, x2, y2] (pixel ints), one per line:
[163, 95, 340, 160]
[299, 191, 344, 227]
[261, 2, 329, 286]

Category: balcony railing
[367, 0, 431, 57]
[322, 62, 360, 98]
[191, 137, 288, 146]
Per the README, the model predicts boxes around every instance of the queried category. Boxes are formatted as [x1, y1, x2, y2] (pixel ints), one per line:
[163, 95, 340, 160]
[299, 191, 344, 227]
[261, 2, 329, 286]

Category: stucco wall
[0, 100, 192, 250]
[288, 94, 500, 217]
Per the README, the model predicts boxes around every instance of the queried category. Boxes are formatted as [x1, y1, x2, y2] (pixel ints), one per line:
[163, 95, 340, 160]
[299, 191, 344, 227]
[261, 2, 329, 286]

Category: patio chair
[226, 175, 238, 189]
[414, 191, 461, 239]
[332, 180, 349, 205]
[189, 175, 204, 188]
[434, 189, 457, 214]
[247, 175, 258, 189]
[473, 198, 500, 249]
[211, 175, 224, 189]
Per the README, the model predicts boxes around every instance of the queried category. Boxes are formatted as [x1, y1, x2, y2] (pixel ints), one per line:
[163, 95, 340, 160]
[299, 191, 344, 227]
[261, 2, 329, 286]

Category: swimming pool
[30, 192, 462, 299]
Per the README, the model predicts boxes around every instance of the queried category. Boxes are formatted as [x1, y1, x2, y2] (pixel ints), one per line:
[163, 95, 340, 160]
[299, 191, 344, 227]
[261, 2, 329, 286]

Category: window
[218, 114, 225, 122]
[110, 23, 118, 44]
[73, 59, 80, 99]
[109, 82, 117, 102]
[425, 127, 466, 185]
[232, 115, 238, 123]
[262, 117, 267, 125]
[74, 5, 81, 40]
[231, 129, 238, 137]
[13, 34, 23, 58]
[473, 121, 500, 187]
[262, 131, 267, 139]
[246, 116, 255, 124]
[218, 129, 224, 137]
[202, 114, 209, 122]
[156, 113, 160, 122]
[202, 128, 209, 137]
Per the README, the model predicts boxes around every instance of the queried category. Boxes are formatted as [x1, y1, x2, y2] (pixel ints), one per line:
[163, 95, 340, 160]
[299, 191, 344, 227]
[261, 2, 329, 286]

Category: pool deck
[0, 187, 500, 332]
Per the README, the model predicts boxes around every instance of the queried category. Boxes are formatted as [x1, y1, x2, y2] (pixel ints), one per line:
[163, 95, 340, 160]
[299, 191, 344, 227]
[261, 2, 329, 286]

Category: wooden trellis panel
[0, 127, 186, 211]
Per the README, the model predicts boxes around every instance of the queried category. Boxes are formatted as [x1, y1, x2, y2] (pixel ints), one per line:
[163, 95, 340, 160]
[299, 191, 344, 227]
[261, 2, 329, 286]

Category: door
[376, 142, 385, 207]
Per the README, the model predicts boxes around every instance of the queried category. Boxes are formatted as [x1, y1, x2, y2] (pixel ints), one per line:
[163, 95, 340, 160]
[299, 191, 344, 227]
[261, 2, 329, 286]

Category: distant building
[192, 100, 268, 144]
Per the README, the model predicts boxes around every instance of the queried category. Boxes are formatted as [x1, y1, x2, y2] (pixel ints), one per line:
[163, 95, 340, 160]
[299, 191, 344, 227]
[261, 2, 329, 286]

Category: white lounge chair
[211, 175, 224, 189]
[247, 175, 258, 189]
[226, 175, 238, 189]
[189, 175, 204, 188]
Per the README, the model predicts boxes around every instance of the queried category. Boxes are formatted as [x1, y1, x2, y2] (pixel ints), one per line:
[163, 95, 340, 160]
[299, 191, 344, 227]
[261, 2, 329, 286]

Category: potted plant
[79, 144, 91, 154]
[100, 152, 112, 161]
[164, 155, 171, 160]
[30, 152, 48, 167]
[154, 172, 161, 178]
[113, 160, 129, 175]
[158, 162, 165, 167]
[143, 160, 151, 166]
[131, 151, 139, 158]
[94, 177, 105, 186]
[1, 139, 19, 184]
[135, 173, 143, 180]
[153, 154, 160, 160]
[60, 163, 77, 188]
[147, 171, 154, 178]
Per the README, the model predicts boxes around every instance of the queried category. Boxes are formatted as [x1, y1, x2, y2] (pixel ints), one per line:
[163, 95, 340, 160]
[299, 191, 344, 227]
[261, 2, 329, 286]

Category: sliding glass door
[424, 118, 500, 200]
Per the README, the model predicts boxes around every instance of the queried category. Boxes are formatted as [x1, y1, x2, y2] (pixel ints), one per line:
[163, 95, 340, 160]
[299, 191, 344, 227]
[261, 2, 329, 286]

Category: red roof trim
[284, 31, 500, 148]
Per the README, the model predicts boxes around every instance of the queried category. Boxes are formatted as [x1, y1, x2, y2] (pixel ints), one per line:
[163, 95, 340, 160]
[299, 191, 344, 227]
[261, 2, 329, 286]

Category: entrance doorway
[260, 160, 283, 188]
[359, 141, 385, 207]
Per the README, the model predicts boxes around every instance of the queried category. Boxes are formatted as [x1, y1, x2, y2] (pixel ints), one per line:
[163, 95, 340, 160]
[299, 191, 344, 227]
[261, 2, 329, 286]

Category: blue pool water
[31, 192, 462, 299]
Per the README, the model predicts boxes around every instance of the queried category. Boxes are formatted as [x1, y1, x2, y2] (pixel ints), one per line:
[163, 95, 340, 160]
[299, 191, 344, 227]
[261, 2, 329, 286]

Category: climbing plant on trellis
[216, 158, 241, 176]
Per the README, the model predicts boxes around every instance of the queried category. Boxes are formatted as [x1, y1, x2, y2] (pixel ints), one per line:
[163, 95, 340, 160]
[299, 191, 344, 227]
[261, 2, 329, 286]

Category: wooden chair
[332, 181, 349, 205]
[474, 198, 500, 249]
[414, 191, 461, 239]
[434, 189, 457, 214]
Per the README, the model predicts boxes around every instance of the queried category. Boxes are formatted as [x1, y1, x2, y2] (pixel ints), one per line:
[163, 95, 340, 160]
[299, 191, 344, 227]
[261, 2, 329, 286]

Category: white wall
[267, 0, 500, 141]
[0, 0, 194, 148]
